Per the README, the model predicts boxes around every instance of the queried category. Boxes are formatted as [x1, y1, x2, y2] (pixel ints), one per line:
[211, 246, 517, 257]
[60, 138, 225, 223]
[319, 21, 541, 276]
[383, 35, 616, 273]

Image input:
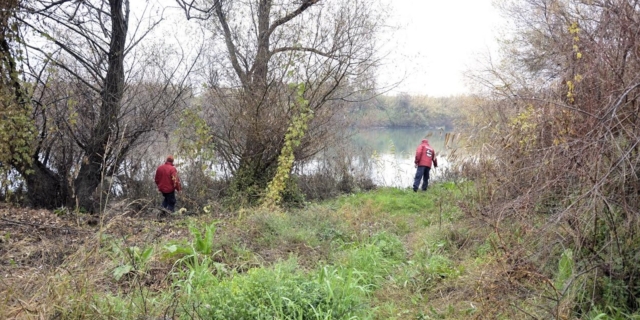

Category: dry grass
[456, 0, 640, 316]
[0, 202, 195, 319]
[0, 182, 534, 319]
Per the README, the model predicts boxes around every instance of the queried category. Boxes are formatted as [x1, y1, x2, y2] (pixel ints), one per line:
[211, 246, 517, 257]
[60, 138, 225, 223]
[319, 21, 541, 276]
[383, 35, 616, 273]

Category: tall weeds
[465, 0, 640, 317]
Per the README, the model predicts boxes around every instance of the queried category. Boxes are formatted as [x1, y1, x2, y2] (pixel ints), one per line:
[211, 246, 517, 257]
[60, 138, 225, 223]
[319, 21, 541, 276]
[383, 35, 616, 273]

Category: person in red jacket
[413, 139, 438, 192]
[155, 155, 182, 212]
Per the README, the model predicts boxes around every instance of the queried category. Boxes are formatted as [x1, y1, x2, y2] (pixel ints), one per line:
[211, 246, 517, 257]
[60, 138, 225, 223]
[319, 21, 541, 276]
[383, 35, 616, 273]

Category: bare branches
[175, 0, 215, 20]
[465, 0, 640, 316]
[267, 0, 320, 38]
[271, 46, 335, 59]
[213, 0, 249, 86]
[29, 0, 75, 14]
[21, 41, 103, 92]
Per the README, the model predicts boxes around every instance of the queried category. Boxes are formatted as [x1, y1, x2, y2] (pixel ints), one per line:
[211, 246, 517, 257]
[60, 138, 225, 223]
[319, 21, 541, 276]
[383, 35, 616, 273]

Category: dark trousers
[413, 166, 431, 191]
[162, 191, 176, 212]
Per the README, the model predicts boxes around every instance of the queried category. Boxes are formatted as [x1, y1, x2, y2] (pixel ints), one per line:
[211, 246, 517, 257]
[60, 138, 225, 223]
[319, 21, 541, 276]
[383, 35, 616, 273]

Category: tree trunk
[74, 0, 127, 213]
[233, 127, 281, 200]
[23, 160, 68, 209]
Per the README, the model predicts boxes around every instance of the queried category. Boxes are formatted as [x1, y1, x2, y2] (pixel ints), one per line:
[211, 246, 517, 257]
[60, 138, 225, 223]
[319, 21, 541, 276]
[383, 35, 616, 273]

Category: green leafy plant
[165, 221, 218, 258]
[172, 107, 217, 210]
[175, 107, 215, 165]
[0, 10, 36, 181]
[555, 248, 574, 292]
[182, 259, 372, 319]
[53, 206, 69, 216]
[112, 246, 154, 281]
[263, 83, 313, 208]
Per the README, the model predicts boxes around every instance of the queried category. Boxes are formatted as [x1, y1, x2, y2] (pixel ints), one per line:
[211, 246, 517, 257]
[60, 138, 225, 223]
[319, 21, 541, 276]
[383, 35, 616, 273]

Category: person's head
[421, 139, 429, 144]
[166, 155, 174, 163]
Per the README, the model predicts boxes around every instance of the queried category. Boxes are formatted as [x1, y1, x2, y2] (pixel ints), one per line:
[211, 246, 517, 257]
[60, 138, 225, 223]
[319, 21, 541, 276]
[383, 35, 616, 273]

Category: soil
[0, 204, 90, 270]
[0, 202, 187, 269]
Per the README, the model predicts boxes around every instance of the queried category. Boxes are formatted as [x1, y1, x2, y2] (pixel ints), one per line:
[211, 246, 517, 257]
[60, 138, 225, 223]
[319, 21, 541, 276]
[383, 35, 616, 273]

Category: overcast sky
[144, 0, 505, 97]
[379, 0, 504, 96]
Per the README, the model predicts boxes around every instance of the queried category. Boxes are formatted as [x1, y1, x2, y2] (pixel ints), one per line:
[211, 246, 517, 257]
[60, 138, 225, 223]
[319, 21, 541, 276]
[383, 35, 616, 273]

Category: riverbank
[1, 182, 505, 319]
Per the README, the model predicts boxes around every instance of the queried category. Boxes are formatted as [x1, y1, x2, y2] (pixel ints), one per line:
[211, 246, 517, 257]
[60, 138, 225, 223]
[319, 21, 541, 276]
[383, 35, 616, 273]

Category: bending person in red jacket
[155, 155, 182, 212]
[413, 139, 438, 192]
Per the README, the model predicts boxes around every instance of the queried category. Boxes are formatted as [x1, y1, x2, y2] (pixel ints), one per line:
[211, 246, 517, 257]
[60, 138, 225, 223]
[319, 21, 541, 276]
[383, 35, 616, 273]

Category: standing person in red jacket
[413, 139, 438, 192]
[155, 155, 182, 212]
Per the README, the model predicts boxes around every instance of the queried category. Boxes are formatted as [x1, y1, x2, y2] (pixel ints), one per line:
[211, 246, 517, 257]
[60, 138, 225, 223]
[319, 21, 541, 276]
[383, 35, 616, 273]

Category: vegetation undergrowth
[2, 181, 505, 319]
[456, 1, 640, 317]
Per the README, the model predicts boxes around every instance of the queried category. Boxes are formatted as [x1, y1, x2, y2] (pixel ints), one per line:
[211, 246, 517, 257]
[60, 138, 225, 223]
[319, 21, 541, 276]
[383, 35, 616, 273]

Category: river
[194, 127, 453, 188]
[296, 127, 452, 188]
[351, 127, 451, 187]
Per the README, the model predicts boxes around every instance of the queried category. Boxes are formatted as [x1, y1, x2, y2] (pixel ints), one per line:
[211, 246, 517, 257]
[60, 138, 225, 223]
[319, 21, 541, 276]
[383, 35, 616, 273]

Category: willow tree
[178, 0, 384, 202]
[8, 0, 194, 210]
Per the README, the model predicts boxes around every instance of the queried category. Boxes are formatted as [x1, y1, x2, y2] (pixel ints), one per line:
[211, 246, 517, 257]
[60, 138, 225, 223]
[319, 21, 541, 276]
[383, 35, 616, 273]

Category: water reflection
[352, 128, 450, 187]
[297, 127, 452, 188]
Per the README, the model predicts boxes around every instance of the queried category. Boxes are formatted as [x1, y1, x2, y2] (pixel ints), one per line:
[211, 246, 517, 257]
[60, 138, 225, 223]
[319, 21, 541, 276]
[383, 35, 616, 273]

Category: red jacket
[415, 139, 438, 168]
[155, 162, 181, 193]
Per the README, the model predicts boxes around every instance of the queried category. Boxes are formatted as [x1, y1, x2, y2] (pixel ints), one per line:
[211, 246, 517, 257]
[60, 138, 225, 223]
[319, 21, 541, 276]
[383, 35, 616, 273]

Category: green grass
[74, 181, 640, 320]
[10, 181, 491, 319]
[334, 182, 463, 218]
[181, 258, 374, 319]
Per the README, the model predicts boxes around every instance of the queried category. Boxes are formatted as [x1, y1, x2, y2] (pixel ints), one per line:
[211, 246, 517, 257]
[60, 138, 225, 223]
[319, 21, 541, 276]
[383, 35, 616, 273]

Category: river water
[351, 127, 451, 187]
[188, 127, 453, 188]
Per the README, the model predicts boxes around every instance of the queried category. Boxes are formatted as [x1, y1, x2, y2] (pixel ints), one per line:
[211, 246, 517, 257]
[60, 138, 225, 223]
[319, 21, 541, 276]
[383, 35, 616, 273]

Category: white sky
[379, 0, 504, 96]
[139, 0, 505, 97]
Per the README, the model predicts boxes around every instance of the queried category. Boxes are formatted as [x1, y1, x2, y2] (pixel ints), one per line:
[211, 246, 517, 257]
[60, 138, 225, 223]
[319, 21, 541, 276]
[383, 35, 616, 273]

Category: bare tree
[8, 0, 197, 210]
[177, 0, 385, 201]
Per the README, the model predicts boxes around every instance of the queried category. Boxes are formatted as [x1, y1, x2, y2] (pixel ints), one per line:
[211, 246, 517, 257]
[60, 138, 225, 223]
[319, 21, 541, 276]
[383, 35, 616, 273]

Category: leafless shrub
[294, 142, 376, 201]
[464, 0, 640, 316]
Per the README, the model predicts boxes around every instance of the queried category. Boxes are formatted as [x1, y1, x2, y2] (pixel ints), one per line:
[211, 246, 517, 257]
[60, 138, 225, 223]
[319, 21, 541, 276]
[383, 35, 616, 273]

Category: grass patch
[3, 181, 499, 319]
[335, 182, 463, 220]
[179, 258, 373, 319]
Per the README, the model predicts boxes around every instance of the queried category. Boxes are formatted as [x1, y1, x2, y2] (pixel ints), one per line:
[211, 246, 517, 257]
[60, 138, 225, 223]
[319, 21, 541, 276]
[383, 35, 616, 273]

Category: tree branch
[23, 44, 102, 93]
[19, 19, 104, 84]
[271, 46, 336, 59]
[175, 0, 214, 20]
[268, 0, 320, 38]
[29, 0, 75, 14]
[213, 0, 248, 86]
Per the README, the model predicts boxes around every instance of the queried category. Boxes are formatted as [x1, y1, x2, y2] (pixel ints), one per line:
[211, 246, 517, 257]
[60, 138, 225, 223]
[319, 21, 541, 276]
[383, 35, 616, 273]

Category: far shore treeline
[349, 93, 464, 130]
